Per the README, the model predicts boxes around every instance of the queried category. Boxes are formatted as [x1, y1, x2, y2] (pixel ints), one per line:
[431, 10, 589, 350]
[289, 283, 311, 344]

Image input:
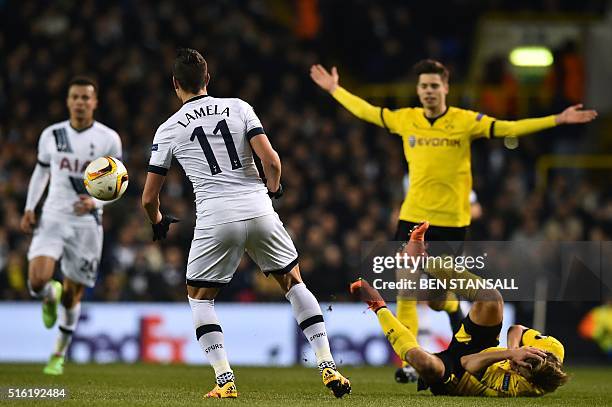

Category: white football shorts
[28, 216, 103, 287]
[186, 213, 298, 287]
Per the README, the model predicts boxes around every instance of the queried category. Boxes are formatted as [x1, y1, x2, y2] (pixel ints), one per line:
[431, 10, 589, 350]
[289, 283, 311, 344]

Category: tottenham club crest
[408, 135, 416, 148]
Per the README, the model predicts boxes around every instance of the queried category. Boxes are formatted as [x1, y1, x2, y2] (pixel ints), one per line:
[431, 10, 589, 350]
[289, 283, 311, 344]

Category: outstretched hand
[310, 64, 339, 93]
[555, 104, 598, 125]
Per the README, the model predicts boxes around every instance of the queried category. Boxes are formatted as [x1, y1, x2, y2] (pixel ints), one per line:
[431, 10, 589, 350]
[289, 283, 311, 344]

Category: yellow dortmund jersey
[331, 87, 557, 227]
[479, 359, 544, 397]
[452, 347, 545, 397]
[382, 105, 491, 227]
[445, 347, 544, 397]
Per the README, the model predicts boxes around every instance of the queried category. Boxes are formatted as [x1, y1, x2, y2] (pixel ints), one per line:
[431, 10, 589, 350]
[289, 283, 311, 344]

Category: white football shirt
[37, 120, 122, 224]
[149, 95, 273, 228]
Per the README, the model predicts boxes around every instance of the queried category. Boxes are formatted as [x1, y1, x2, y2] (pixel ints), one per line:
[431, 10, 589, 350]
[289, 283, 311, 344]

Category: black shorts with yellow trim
[418, 314, 502, 395]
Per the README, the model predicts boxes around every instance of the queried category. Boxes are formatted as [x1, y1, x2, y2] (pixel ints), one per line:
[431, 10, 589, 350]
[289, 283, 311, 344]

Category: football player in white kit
[142, 49, 351, 399]
[20, 77, 122, 375]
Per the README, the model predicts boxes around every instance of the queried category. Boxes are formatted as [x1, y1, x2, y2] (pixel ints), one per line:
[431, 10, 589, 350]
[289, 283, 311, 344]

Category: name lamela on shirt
[177, 105, 230, 128]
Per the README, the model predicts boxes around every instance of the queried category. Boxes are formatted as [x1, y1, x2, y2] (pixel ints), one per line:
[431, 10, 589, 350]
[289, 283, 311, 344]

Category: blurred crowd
[1, 0, 610, 306]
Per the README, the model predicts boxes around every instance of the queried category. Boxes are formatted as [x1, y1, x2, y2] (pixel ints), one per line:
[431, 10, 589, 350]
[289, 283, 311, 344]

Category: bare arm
[141, 172, 165, 224]
[461, 347, 547, 375]
[249, 134, 281, 193]
[507, 324, 528, 349]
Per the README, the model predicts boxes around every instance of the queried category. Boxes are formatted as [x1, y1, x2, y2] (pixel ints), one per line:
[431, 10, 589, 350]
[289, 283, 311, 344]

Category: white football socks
[285, 283, 335, 372]
[188, 297, 234, 385]
[54, 302, 81, 356]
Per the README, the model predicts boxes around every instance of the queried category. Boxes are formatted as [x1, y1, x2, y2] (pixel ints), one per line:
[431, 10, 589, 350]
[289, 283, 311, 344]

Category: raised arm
[492, 104, 597, 138]
[310, 64, 388, 129]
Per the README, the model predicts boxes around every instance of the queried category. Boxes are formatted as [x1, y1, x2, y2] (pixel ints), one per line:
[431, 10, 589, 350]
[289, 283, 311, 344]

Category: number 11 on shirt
[190, 119, 242, 175]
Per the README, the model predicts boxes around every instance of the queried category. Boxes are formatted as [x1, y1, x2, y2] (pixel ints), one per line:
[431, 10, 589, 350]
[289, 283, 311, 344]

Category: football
[83, 156, 129, 201]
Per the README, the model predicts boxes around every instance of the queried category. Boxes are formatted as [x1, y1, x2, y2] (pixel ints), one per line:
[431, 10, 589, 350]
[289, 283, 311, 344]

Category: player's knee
[410, 352, 444, 381]
[473, 290, 503, 313]
[483, 289, 503, 306]
[27, 276, 47, 293]
[27, 259, 55, 292]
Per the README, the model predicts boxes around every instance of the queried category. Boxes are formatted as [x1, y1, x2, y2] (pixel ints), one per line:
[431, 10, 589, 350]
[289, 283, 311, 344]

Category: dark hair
[529, 353, 569, 393]
[173, 48, 208, 93]
[413, 59, 450, 83]
[68, 76, 98, 94]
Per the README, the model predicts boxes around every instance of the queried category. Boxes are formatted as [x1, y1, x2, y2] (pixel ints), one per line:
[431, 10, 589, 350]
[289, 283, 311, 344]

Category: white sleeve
[148, 123, 174, 175]
[26, 129, 53, 211]
[24, 164, 50, 211]
[243, 102, 265, 140]
[37, 128, 53, 166]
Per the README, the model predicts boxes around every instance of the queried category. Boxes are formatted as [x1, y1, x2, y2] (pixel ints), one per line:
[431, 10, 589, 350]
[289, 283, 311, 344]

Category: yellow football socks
[376, 308, 419, 361]
[396, 297, 419, 334]
[396, 297, 419, 367]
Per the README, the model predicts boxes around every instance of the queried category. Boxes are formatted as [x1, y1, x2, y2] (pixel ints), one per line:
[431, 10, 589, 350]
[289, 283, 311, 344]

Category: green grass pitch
[1, 364, 611, 406]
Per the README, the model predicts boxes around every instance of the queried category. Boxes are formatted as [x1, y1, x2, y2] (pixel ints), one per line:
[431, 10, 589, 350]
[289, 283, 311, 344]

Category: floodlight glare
[509, 46, 553, 67]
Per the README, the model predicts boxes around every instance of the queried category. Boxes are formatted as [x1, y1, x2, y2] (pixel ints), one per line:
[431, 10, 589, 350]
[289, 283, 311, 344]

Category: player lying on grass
[351, 223, 568, 397]
[142, 48, 350, 399]
[312, 60, 596, 383]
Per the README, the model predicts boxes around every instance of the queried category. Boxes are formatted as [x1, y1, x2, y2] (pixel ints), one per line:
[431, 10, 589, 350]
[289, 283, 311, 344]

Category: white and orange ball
[83, 156, 129, 201]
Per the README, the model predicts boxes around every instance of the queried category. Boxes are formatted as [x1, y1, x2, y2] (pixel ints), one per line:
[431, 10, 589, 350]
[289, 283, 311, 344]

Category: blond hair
[530, 353, 569, 393]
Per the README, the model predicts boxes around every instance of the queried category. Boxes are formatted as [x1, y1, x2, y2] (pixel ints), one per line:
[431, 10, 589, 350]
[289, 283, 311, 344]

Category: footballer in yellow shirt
[312, 59, 596, 383]
[310, 60, 597, 231]
[350, 223, 568, 397]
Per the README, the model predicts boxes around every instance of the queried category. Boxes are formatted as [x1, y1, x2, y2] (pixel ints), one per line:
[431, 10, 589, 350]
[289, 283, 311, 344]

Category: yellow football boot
[204, 381, 238, 399]
[322, 367, 351, 398]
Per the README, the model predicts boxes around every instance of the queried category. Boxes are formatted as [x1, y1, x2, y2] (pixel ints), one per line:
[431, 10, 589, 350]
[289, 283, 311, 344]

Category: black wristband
[268, 183, 284, 199]
[152, 214, 180, 241]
